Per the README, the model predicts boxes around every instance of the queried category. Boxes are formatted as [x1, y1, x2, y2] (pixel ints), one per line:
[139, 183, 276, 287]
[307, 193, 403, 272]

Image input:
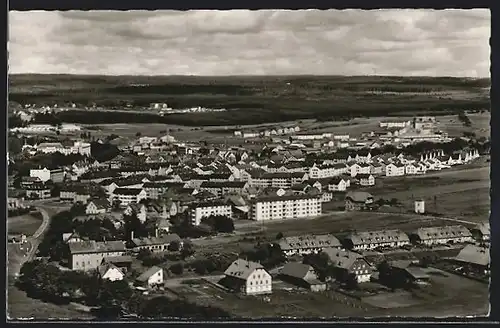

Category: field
[8, 212, 43, 236]
[167, 267, 488, 319]
[9, 75, 490, 126]
[368, 164, 490, 223]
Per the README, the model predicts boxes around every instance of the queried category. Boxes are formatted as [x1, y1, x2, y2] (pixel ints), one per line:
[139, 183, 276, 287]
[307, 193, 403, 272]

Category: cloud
[8, 9, 490, 77]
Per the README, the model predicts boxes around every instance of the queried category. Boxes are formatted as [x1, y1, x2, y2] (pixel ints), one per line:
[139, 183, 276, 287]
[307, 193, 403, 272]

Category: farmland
[9, 75, 490, 126]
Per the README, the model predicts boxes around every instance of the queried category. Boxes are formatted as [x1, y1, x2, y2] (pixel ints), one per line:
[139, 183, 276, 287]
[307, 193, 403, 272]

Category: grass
[8, 212, 43, 236]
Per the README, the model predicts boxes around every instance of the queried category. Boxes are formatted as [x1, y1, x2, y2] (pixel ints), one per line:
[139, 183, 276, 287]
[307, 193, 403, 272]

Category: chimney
[155, 228, 159, 238]
[131, 230, 134, 240]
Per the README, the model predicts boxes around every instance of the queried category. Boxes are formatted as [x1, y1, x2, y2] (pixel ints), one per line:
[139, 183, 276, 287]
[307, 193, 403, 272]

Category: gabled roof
[88, 198, 111, 209]
[98, 262, 123, 278]
[132, 233, 181, 247]
[136, 266, 162, 282]
[280, 262, 317, 281]
[278, 234, 341, 251]
[415, 225, 472, 240]
[113, 188, 144, 196]
[345, 191, 373, 203]
[322, 248, 366, 270]
[348, 229, 409, 246]
[455, 245, 490, 267]
[224, 259, 265, 280]
[69, 240, 126, 254]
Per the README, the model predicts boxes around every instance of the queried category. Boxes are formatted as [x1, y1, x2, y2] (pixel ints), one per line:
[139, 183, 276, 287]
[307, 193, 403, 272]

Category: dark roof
[69, 240, 126, 254]
[280, 262, 317, 281]
[200, 181, 248, 189]
[132, 233, 181, 247]
[345, 191, 373, 203]
[113, 188, 144, 196]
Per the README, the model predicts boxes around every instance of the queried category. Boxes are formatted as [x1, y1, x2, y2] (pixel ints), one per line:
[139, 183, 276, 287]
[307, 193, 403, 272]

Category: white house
[86, 199, 111, 215]
[98, 263, 125, 281]
[29, 167, 52, 182]
[328, 177, 347, 192]
[124, 203, 148, 223]
[221, 259, 272, 295]
[346, 229, 410, 251]
[136, 266, 164, 287]
[190, 200, 233, 226]
[356, 174, 375, 186]
[385, 163, 405, 177]
[349, 163, 371, 177]
[110, 188, 147, 207]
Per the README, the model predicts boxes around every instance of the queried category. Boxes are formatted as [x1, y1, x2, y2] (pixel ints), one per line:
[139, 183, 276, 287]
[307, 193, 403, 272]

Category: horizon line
[8, 73, 491, 79]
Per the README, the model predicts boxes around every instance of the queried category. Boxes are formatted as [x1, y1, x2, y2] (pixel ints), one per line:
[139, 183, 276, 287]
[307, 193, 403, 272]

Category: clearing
[8, 212, 43, 236]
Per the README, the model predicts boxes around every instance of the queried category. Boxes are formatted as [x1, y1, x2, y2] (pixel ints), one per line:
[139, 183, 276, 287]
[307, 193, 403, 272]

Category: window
[250, 281, 253, 285]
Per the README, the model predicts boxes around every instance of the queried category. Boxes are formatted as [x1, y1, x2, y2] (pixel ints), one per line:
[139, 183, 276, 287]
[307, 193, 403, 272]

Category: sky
[8, 9, 491, 77]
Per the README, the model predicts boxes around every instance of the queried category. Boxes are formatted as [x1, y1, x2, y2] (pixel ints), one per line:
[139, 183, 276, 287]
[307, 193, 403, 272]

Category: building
[69, 240, 127, 271]
[349, 163, 372, 177]
[322, 248, 373, 283]
[279, 262, 327, 292]
[30, 167, 64, 183]
[356, 174, 375, 186]
[25, 182, 52, 199]
[98, 262, 125, 281]
[277, 234, 341, 257]
[385, 163, 406, 177]
[199, 181, 249, 197]
[379, 120, 411, 129]
[414, 116, 436, 130]
[124, 203, 148, 223]
[388, 260, 431, 286]
[190, 200, 233, 226]
[471, 222, 490, 242]
[136, 266, 164, 288]
[86, 199, 112, 215]
[345, 229, 410, 251]
[411, 225, 473, 246]
[110, 188, 147, 207]
[345, 191, 375, 211]
[453, 245, 490, 273]
[130, 232, 182, 253]
[327, 177, 348, 192]
[220, 259, 272, 295]
[250, 188, 322, 221]
[414, 199, 425, 214]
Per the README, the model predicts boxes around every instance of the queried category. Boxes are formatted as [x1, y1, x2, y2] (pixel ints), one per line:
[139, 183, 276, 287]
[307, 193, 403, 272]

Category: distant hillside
[8, 74, 490, 126]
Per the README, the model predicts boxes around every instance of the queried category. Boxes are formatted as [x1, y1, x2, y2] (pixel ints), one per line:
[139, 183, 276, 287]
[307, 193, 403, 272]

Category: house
[136, 266, 164, 288]
[124, 203, 148, 223]
[62, 232, 85, 244]
[349, 163, 371, 177]
[101, 255, 133, 272]
[130, 232, 182, 253]
[86, 199, 112, 215]
[345, 191, 375, 211]
[345, 229, 410, 251]
[322, 248, 373, 283]
[356, 174, 375, 186]
[386, 260, 431, 286]
[277, 234, 341, 257]
[250, 188, 322, 221]
[220, 259, 272, 295]
[328, 177, 348, 192]
[190, 200, 233, 226]
[199, 181, 249, 197]
[156, 217, 172, 233]
[279, 262, 327, 292]
[25, 182, 52, 199]
[69, 240, 127, 271]
[452, 245, 490, 273]
[411, 225, 473, 246]
[98, 262, 125, 281]
[110, 188, 147, 207]
[471, 222, 490, 242]
[30, 167, 65, 183]
[385, 163, 406, 177]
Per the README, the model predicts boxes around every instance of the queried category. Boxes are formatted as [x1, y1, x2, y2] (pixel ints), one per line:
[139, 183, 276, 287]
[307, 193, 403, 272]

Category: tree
[275, 232, 284, 240]
[169, 263, 184, 275]
[135, 132, 142, 137]
[168, 240, 181, 252]
[180, 241, 195, 259]
[137, 249, 153, 261]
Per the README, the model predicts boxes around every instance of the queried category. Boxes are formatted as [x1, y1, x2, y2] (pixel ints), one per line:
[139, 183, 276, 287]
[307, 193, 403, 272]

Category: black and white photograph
[7, 9, 491, 320]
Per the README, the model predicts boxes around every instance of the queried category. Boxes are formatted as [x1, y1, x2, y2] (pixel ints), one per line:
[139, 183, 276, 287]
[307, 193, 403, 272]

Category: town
[7, 105, 491, 319]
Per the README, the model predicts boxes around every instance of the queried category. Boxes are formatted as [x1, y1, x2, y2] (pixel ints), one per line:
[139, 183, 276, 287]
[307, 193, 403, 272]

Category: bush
[169, 263, 184, 275]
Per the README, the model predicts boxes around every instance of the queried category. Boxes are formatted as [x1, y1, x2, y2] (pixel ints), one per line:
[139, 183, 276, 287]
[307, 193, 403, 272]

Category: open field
[10, 75, 489, 126]
[8, 212, 43, 236]
[369, 164, 490, 223]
